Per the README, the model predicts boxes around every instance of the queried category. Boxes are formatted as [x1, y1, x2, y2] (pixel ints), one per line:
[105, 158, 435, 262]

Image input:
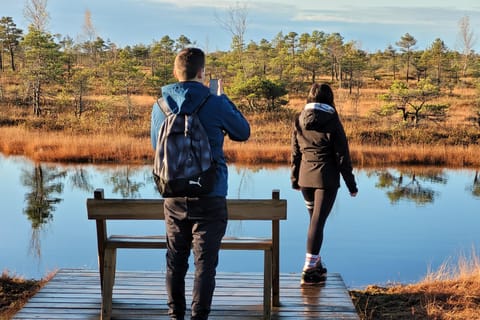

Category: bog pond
[1, 153, 479, 288]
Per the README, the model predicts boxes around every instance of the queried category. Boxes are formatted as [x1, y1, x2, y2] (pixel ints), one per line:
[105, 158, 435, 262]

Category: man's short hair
[174, 48, 205, 80]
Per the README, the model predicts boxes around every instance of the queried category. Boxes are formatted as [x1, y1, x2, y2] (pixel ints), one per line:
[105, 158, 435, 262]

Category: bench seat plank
[106, 235, 273, 250]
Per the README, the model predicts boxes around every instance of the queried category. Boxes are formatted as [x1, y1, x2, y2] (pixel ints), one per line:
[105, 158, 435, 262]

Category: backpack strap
[157, 97, 170, 116]
[192, 94, 211, 115]
[157, 94, 211, 116]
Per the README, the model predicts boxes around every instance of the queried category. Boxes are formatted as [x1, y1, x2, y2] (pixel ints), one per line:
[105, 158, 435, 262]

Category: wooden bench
[86, 188, 287, 320]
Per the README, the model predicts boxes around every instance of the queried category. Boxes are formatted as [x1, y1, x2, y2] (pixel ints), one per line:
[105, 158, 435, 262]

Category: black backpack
[153, 95, 216, 197]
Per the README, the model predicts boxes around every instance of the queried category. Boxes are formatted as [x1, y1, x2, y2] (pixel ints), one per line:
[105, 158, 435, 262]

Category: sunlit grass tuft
[0, 270, 55, 318]
[350, 249, 480, 320]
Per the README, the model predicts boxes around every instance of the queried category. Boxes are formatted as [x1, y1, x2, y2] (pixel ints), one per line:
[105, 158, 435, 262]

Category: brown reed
[350, 250, 480, 319]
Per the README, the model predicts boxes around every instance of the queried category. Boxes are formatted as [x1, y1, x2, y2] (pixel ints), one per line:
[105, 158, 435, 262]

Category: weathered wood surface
[87, 189, 287, 318]
[13, 269, 359, 319]
[86, 198, 288, 220]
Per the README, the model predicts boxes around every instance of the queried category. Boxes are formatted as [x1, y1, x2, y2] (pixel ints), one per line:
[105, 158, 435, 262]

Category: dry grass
[2, 119, 480, 167]
[0, 127, 151, 164]
[224, 141, 290, 164]
[350, 251, 480, 319]
[350, 143, 480, 167]
[0, 85, 479, 167]
[0, 270, 54, 319]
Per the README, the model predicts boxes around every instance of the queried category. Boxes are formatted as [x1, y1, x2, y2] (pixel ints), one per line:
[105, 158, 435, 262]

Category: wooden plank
[13, 269, 359, 320]
[104, 235, 273, 250]
[86, 198, 287, 220]
[86, 190, 287, 319]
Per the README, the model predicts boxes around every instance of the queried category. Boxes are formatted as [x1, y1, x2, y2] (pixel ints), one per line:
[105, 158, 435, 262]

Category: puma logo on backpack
[153, 95, 216, 197]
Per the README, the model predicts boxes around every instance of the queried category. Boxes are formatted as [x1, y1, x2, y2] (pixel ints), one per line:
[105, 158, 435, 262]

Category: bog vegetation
[1, 3, 480, 167]
[350, 251, 480, 320]
[1, 2, 480, 319]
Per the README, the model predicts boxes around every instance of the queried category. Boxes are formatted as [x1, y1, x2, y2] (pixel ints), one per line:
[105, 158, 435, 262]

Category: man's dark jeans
[164, 196, 227, 320]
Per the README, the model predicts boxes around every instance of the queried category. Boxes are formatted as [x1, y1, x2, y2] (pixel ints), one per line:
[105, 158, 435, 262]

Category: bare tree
[82, 9, 96, 42]
[457, 16, 477, 78]
[80, 9, 99, 65]
[23, 0, 50, 32]
[215, 1, 248, 77]
[215, 1, 248, 52]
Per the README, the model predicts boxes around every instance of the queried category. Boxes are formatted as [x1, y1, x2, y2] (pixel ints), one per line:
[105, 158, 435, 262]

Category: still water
[1, 153, 479, 288]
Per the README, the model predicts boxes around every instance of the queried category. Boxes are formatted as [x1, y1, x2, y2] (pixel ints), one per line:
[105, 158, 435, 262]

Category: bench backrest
[87, 189, 287, 221]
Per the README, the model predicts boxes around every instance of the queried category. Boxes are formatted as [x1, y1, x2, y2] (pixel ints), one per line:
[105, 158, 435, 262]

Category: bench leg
[263, 249, 272, 320]
[272, 258, 280, 307]
[101, 247, 116, 320]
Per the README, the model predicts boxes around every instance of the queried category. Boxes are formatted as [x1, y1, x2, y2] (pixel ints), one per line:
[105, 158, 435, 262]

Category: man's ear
[173, 69, 179, 80]
[196, 68, 205, 81]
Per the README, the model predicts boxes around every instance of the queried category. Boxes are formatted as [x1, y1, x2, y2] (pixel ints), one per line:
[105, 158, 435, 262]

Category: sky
[2, 0, 480, 53]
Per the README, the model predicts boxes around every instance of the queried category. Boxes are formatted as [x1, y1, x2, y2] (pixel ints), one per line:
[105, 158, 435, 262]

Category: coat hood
[300, 103, 337, 130]
[161, 81, 210, 114]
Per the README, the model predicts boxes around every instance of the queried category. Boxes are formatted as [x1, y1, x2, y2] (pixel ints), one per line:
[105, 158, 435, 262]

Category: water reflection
[69, 168, 94, 193]
[2, 153, 480, 287]
[301, 284, 326, 312]
[471, 171, 480, 198]
[21, 164, 66, 257]
[371, 168, 447, 205]
[107, 166, 146, 198]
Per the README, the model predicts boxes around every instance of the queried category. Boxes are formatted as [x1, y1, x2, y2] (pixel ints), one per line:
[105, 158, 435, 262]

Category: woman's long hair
[306, 83, 335, 108]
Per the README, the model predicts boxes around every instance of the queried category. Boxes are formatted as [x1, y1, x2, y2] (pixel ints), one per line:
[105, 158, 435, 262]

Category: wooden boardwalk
[13, 269, 359, 319]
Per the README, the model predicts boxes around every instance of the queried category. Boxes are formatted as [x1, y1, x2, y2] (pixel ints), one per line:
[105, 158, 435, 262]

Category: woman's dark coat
[291, 103, 358, 193]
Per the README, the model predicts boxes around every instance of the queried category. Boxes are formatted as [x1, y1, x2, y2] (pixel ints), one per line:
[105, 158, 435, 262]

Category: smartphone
[209, 79, 218, 95]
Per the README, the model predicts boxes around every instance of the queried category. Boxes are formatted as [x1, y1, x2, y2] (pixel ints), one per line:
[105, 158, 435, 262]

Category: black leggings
[301, 187, 338, 255]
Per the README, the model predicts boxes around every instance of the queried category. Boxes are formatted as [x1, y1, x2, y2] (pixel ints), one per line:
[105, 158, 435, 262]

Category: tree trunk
[9, 45, 16, 71]
[76, 82, 85, 118]
[33, 81, 41, 117]
[330, 57, 335, 81]
[414, 110, 420, 126]
[0, 45, 3, 72]
[392, 56, 396, 80]
[406, 54, 410, 83]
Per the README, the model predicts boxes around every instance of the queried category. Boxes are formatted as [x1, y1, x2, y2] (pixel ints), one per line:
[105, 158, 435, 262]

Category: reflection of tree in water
[373, 169, 446, 205]
[21, 164, 67, 257]
[69, 168, 94, 192]
[227, 166, 258, 237]
[108, 166, 145, 198]
[471, 171, 480, 198]
[234, 167, 253, 199]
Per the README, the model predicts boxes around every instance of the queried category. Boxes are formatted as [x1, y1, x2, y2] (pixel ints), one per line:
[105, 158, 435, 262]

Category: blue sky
[2, 0, 480, 52]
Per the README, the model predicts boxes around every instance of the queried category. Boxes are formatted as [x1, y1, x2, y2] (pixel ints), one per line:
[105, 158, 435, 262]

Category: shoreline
[2, 263, 479, 320]
[1, 127, 480, 168]
[2, 126, 479, 319]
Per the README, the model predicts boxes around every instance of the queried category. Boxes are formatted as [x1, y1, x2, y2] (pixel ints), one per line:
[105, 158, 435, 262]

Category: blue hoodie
[151, 81, 250, 197]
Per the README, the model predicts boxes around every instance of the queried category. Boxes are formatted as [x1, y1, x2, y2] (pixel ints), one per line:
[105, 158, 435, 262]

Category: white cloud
[293, 7, 453, 26]
[133, 0, 240, 9]
[3, 0, 480, 51]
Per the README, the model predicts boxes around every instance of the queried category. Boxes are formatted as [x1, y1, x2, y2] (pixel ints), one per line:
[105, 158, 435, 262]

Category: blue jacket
[151, 81, 250, 197]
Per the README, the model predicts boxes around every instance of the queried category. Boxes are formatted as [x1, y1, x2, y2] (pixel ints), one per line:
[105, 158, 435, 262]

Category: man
[150, 47, 250, 320]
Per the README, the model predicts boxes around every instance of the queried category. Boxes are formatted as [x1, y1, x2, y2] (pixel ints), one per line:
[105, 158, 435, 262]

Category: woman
[291, 83, 358, 286]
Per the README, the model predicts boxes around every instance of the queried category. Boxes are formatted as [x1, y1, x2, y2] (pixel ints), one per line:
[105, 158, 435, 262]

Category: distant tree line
[1, 8, 480, 121]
